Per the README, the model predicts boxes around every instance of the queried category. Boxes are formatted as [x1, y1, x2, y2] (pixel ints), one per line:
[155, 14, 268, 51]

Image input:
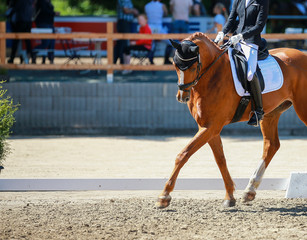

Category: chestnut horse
[156, 32, 307, 208]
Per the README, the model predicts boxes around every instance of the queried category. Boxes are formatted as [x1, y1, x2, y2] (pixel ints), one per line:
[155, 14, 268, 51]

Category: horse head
[170, 39, 201, 103]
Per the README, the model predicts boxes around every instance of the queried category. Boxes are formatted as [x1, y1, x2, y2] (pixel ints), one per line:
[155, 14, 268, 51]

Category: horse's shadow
[223, 204, 307, 216]
[265, 205, 307, 217]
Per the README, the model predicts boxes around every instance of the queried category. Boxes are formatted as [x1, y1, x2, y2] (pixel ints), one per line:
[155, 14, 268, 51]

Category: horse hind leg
[208, 135, 236, 207]
[242, 101, 292, 202]
[292, 72, 307, 126]
[293, 101, 307, 126]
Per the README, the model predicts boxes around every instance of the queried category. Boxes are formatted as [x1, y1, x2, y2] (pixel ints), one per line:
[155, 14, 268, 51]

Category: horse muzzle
[176, 90, 190, 103]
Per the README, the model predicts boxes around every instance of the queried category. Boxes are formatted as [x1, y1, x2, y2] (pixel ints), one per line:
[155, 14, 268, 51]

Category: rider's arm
[222, 0, 238, 35]
[241, 0, 269, 39]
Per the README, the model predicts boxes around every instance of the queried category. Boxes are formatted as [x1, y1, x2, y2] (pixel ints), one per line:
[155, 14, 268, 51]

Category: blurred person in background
[114, 0, 139, 64]
[145, 0, 168, 33]
[32, 0, 57, 64]
[170, 0, 193, 33]
[7, 0, 35, 64]
[207, 2, 228, 33]
[212, 0, 231, 12]
[122, 14, 152, 75]
[192, 0, 207, 16]
[164, 0, 193, 64]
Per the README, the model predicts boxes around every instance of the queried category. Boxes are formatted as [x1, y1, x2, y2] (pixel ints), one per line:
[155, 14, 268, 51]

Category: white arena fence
[0, 178, 288, 191]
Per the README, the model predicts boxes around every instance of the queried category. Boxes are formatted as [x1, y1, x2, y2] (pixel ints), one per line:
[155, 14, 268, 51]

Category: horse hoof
[242, 191, 256, 203]
[223, 199, 236, 207]
[155, 195, 172, 209]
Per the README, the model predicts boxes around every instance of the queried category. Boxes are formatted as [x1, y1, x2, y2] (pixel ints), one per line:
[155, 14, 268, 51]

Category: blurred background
[1, 0, 307, 32]
[0, 0, 306, 137]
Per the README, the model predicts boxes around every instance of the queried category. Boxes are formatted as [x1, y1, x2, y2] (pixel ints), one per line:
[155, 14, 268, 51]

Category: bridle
[177, 41, 231, 92]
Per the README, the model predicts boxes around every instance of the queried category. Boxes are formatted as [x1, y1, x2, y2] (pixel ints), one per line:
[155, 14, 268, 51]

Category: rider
[214, 0, 269, 126]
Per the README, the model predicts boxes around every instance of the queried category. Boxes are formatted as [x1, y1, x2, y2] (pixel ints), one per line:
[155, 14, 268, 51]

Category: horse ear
[190, 45, 199, 54]
[169, 39, 180, 49]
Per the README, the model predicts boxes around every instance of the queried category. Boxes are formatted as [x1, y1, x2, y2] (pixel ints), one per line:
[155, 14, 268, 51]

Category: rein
[178, 42, 230, 92]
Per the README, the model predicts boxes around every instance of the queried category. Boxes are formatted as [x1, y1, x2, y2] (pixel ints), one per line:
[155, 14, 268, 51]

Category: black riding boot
[247, 74, 264, 127]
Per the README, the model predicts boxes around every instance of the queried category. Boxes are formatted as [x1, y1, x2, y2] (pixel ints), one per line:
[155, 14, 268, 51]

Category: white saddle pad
[228, 48, 284, 97]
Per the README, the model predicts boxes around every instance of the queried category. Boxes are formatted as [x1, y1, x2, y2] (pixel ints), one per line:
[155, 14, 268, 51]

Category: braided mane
[186, 32, 222, 52]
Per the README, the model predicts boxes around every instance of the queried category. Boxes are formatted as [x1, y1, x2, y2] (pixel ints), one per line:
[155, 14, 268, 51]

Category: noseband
[177, 44, 230, 92]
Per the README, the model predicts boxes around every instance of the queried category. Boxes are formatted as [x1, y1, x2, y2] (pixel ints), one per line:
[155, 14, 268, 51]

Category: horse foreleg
[156, 127, 217, 209]
[208, 135, 236, 207]
[242, 108, 284, 202]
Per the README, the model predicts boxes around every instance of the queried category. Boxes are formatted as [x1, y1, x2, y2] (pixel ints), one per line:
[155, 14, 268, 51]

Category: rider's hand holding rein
[214, 32, 244, 47]
[229, 33, 243, 46]
[214, 31, 224, 44]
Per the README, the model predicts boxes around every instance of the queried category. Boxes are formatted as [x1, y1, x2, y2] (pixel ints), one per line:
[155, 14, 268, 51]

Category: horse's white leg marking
[244, 160, 266, 193]
[179, 70, 185, 100]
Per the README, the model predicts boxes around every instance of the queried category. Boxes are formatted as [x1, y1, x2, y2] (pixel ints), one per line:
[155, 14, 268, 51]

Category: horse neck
[189, 45, 234, 126]
[199, 41, 224, 69]
[193, 42, 232, 99]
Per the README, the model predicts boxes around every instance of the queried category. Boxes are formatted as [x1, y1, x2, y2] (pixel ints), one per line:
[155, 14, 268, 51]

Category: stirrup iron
[248, 110, 263, 127]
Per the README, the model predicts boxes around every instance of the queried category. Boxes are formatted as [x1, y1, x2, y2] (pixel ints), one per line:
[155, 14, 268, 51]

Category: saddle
[230, 39, 269, 123]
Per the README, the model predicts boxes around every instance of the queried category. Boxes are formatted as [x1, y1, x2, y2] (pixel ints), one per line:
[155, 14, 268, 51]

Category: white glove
[229, 33, 243, 46]
[214, 31, 224, 43]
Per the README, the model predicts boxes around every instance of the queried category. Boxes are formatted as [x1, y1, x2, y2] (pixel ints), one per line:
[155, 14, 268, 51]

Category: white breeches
[236, 41, 259, 81]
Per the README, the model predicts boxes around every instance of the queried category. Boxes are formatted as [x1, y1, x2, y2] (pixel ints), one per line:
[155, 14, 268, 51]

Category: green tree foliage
[53, 0, 170, 16]
[53, 0, 202, 16]
[53, 0, 113, 16]
[0, 81, 18, 166]
[65, 0, 170, 15]
[1, 0, 295, 17]
[0, 1, 8, 21]
[56, 0, 294, 16]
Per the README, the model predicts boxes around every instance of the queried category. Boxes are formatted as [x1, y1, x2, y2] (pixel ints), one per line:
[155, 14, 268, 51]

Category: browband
[175, 53, 198, 62]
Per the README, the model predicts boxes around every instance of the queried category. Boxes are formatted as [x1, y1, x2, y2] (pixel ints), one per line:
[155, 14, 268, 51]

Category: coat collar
[246, 0, 257, 8]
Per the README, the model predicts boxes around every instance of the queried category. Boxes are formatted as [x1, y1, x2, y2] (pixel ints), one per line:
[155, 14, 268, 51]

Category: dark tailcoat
[223, 0, 269, 48]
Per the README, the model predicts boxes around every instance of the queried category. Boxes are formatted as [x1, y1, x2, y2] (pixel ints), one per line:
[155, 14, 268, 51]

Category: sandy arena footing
[0, 136, 306, 239]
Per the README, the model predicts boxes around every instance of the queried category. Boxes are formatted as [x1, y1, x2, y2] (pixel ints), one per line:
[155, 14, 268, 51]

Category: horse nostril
[185, 97, 190, 102]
